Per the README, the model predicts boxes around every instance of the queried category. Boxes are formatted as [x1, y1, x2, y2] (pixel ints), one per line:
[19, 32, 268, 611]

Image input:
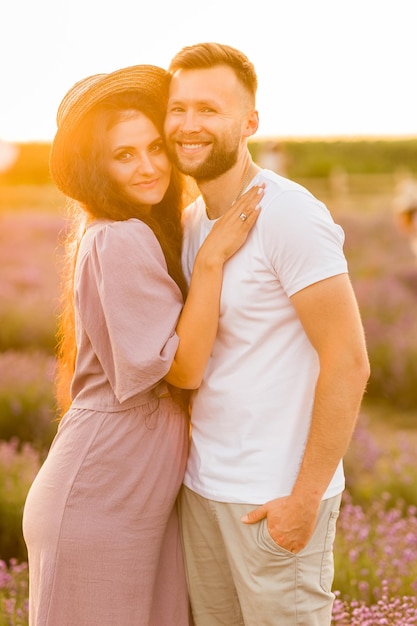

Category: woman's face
[103, 110, 171, 212]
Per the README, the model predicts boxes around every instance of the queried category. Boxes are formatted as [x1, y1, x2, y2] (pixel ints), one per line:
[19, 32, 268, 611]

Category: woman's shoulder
[88, 217, 153, 234]
[80, 218, 162, 264]
[87, 217, 157, 244]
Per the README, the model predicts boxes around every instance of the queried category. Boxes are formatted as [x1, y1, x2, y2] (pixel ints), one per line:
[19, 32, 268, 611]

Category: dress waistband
[71, 381, 171, 413]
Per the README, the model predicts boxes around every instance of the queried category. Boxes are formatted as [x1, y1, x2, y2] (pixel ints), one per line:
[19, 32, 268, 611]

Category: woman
[22, 64, 262, 626]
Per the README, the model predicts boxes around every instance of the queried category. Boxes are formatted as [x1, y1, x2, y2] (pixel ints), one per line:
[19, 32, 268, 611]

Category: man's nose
[179, 110, 201, 133]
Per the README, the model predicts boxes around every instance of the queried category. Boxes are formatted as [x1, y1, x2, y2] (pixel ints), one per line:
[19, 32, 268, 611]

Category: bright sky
[1, 0, 416, 144]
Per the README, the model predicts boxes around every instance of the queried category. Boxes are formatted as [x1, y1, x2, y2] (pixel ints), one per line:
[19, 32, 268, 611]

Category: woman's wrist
[194, 247, 226, 272]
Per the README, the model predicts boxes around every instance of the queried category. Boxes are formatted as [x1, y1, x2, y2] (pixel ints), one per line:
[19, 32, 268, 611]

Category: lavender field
[1, 175, 416, 624]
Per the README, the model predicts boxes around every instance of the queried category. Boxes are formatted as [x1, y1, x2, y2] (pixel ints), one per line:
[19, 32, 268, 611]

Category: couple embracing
[23, 42, 370, 626]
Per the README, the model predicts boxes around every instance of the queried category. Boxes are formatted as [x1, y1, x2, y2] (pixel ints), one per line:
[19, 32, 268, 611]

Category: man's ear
[243, 109, 259, 138]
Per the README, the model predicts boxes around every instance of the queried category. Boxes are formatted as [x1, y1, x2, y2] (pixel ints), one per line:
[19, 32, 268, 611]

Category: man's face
[164, 65, 254, 182]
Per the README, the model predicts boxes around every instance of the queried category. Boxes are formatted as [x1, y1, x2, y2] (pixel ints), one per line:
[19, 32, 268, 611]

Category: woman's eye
[150, 142, 165, 154]
[115, 150, 132, 161]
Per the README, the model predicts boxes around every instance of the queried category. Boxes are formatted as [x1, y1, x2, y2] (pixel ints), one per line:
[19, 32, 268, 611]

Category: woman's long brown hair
[54, 92, 195, 415]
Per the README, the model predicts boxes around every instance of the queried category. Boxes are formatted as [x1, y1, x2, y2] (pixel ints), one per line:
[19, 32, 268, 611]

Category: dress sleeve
[75, 219, 184, 403]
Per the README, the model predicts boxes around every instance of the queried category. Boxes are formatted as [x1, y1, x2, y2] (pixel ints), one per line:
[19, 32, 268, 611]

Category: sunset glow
[1, 0, 416, 143]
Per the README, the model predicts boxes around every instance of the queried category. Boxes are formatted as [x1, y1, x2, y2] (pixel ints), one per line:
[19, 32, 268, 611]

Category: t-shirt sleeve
[76, 220, 183, 403]
[260, 188, 348, 297]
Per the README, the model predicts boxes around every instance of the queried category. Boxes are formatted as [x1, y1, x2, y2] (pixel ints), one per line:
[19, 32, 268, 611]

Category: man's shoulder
[254, 169, 327, 226]
[182, 196, 206, 228]
[257, 168, 316, 199]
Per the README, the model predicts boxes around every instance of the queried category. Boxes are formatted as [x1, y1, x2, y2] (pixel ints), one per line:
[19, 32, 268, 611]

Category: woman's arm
[165, 185, 263, 388]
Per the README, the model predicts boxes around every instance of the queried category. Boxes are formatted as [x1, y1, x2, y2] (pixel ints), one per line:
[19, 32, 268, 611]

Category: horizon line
[2, 132, 417, 146]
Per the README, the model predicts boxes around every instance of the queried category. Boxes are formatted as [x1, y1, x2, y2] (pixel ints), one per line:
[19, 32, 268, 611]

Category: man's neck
[200, 154, 260, 220]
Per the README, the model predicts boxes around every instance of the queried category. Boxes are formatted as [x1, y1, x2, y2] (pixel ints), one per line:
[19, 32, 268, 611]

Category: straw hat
[49, 64, 169, 197]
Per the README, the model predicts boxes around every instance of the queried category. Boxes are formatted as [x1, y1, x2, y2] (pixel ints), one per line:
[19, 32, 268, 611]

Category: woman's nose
[136, 155, 156, 174]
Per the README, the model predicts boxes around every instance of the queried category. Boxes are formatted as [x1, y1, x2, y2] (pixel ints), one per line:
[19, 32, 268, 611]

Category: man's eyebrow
[168, 98, 217, 107]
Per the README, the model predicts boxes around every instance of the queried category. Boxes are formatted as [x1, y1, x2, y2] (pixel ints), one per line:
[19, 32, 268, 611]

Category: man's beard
[167, 138, 240, 183]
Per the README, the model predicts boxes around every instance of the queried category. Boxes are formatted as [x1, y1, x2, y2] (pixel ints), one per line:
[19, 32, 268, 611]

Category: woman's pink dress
[23, 219, 190, 625]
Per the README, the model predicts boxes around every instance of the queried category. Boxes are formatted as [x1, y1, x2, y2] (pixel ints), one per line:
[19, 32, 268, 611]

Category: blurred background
[1, 1, 417, 623]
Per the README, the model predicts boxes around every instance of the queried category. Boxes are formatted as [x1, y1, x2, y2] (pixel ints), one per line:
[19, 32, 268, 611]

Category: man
[164, 42, 370, 626]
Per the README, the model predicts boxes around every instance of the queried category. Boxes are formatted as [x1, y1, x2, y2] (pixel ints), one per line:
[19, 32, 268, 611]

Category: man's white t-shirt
[182, 170, 348, 504]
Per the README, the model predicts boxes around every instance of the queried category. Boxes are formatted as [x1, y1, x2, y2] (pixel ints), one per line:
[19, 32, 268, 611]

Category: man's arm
[242, 273, 370, 553]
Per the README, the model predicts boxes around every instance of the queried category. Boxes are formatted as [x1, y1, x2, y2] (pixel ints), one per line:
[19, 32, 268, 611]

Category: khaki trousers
[179, 486, 341, 626]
